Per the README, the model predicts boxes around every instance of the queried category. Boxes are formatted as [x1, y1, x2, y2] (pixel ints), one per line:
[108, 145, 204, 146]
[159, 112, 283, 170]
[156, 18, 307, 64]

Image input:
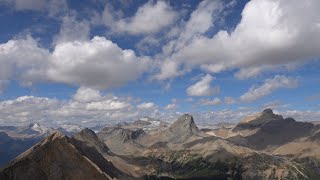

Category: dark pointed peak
[170, 114, 199, 133]
[174, 114, 195, 125]
[263, 109, 274, 114]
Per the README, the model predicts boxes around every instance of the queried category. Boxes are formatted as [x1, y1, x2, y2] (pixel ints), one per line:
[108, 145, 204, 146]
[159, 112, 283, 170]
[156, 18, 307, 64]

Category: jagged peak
[172, 114, 195, 125]
[170, 114, 199, 133]
[262, 108, 274, 114]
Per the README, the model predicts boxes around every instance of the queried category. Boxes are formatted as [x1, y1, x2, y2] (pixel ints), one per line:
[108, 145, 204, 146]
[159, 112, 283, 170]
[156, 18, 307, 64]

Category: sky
[0, 0, 319, 127]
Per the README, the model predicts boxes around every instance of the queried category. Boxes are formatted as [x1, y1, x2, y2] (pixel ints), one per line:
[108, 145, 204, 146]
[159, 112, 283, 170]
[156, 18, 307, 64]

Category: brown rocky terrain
[1, 109, 320, 179]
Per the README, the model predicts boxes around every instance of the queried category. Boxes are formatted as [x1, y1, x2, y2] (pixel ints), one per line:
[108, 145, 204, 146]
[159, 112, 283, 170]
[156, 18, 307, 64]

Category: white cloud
[240, 75, 298, 102]
[200, 98, 222, 106]
[47, 36, 150, 89]
[86, 100, 130, 111]
[137, 102, 156, 110]
[153, 60, 183, 80]
[0, 96, 61, 125]
[186, 74, 219, 96]
[0, 93, 319, 127]
[73, 87, 102, 103]
[163, 0, 224, 56]
[156, 0, 320, 80]
[103, 1, 177, 35]
[155, 0, 224, 80]
[0, 35, 49, 88]
[0, 35, 150, 92]
[164, 103, 177, 110]
[0, 90, 135, 127]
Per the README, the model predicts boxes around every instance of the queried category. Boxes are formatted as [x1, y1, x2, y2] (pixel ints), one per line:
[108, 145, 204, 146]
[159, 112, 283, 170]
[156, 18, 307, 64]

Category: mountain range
[1, 109, 320, 179]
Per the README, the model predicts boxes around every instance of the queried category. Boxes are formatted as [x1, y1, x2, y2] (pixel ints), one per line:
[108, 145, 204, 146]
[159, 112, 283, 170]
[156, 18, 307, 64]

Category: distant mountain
[0, 123, 81, 138]
[233, 109, 284, 131]
[165, 113, 202, 143]
[229, 109, 318, 151]
[1, 111, 320, 179]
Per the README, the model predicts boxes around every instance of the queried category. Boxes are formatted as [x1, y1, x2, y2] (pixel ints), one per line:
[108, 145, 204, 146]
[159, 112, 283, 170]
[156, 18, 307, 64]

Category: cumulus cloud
[0, 96, 61, 125]
[156, 0, 320, 80]
[86, 99, 130, 111]
[0, 35, 150, 92]
[73, 87, 102, 103]
[103, 1, 177, 35]
[186, 74, 219, 96]
[0, 36, 49, 88]
[47, 36, 150, 89]
[0, 89, 135, 127]
[240, 75, 298, 102]
[137, 102, 156, 110]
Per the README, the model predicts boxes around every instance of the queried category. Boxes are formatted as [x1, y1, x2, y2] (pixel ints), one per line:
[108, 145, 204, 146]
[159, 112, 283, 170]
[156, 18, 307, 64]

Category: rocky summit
[1, 110, 320, 180]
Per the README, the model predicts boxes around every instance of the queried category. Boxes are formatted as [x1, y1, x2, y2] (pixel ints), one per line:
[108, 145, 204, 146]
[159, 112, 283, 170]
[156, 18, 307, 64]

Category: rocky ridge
[1, 110, 320, 179]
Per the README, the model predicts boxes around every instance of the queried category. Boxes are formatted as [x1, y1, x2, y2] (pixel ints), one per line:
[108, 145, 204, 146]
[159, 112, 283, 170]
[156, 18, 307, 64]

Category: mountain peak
[74, 128, 105, 144]
[171, 114, 196, 128]
[262, 108, 274, 114]
[73, 128, 110, 155]
[167, 114, 200, 143]
[234, 109, 283, 131]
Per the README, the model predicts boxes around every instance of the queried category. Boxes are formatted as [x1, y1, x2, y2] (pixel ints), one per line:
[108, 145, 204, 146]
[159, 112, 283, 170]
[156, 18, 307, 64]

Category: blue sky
[0, 0, 319, 127]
